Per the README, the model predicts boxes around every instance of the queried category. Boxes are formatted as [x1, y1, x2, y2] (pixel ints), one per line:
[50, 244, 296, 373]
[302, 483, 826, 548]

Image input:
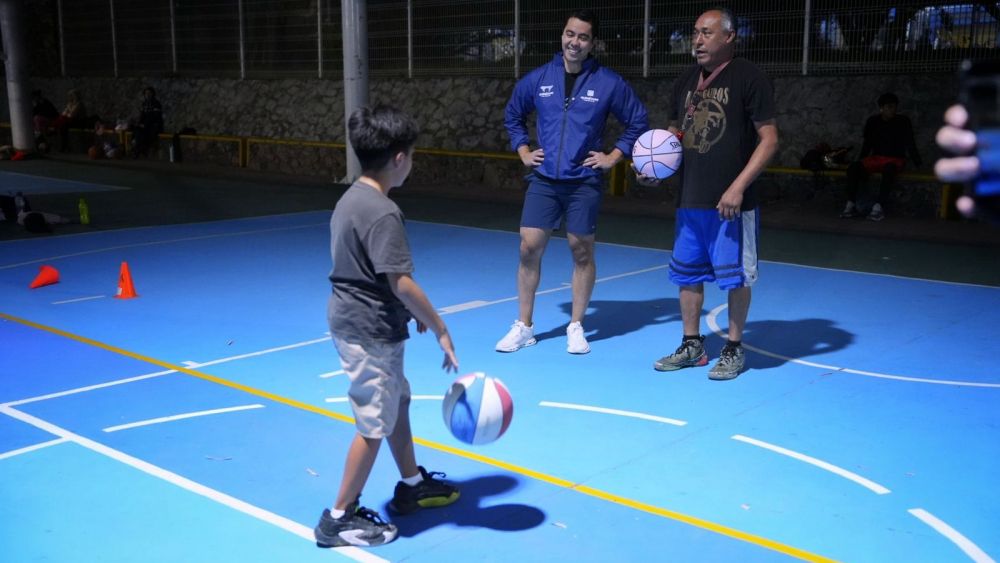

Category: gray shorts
[332, 335, 410, 439]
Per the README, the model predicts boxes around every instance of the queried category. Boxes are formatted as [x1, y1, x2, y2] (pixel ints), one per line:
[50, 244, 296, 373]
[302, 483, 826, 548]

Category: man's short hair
[567, 9, 599, 38]
[706, 6, 736, 34]
[348, 105, 420, 172]
[877, 92, 899, 107]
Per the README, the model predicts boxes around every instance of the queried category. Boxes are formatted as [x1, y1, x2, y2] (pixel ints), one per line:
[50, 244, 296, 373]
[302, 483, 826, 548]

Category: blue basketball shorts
[668, 208, 759, 290]
[520, 174, 603, 235]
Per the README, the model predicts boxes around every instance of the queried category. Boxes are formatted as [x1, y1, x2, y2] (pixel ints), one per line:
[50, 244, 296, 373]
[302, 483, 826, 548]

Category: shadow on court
[532, 298, 681, 344]
[385, 474, 546, 538]
[726, 318, 855, 370]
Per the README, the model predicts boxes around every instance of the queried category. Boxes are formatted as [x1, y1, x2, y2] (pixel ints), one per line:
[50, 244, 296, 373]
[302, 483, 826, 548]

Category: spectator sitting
[840, 92, 923, 221]
[49, 89, 88, 152]
[131, 86, 164, 158]
[31, 90, 59, 150]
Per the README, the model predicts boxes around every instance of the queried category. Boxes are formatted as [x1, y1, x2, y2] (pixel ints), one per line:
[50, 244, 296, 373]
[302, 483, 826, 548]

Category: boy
[314, 105, 460, 548]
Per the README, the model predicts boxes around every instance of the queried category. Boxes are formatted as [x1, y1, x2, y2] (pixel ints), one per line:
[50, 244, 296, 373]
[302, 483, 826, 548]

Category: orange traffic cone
[114, 261, 138, 299]
[29, 265, 60, 289]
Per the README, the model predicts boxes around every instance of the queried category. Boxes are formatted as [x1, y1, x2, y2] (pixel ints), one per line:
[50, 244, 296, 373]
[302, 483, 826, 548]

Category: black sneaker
[389, 466, 460, 515]
[314, 501, 398, 548]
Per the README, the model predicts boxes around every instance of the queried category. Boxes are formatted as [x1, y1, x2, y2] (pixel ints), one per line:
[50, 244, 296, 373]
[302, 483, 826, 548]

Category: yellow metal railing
[1, 122, 959, 219]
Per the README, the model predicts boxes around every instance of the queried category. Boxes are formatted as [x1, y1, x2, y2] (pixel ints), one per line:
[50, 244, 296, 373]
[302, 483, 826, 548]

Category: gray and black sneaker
[708, 343, 745, 381]
[314, 501, 398, 548]
[654, 336, 708, 371]
[389, 466, 460, 515]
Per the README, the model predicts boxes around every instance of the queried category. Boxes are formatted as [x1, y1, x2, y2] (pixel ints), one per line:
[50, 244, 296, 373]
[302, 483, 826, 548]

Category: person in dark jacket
[131, 87, 164, 158]
[496, 8, 648, 355]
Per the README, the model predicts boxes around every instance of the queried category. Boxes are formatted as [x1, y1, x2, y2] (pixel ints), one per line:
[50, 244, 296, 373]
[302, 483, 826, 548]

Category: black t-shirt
[861, 114, 921, 164]
[669, 58, 775, 210]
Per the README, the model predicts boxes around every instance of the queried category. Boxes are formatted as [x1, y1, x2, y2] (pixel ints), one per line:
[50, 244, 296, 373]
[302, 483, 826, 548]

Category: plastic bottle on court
[78, 198, 90, 225]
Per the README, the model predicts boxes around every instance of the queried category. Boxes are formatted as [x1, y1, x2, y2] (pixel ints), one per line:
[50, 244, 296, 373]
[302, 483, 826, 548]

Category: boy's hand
[416, 320, 427, 333]
[438, 331, 459, 373]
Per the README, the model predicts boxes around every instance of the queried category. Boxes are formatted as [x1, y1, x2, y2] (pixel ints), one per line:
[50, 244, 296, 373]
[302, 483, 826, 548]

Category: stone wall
[6, 71, 955, 206]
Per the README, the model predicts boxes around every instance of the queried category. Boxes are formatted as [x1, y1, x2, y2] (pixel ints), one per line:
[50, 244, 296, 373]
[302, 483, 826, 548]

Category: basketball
[442, 372, 513, 445]
[632, 129, 683, 180]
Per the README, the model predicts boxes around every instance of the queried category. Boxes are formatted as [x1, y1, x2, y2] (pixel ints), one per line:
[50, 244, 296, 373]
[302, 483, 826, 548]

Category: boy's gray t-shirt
[328, 182, 413, 343]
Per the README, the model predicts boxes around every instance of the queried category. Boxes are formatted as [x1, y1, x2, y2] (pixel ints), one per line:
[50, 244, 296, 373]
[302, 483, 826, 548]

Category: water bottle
[78, 198, 90, 225]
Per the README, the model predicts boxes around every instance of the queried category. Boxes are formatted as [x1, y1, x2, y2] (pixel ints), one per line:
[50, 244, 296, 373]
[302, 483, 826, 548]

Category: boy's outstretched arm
[387, 272, 459, 372]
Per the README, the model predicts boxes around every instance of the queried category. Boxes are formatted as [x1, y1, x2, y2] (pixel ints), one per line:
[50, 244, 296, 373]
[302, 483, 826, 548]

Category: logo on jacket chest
[539, 85, 555, 98]
[580, 89, 599, 103]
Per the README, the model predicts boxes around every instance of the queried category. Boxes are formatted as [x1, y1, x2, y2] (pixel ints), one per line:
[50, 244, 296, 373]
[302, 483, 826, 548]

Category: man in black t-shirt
[636, 8, 778, 380]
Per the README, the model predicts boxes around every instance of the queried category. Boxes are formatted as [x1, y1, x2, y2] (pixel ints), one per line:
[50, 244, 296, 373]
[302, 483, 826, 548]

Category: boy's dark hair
[567, 9, 599, 39]
[877, 92, 899, 107]
[348, 105, 420, 172]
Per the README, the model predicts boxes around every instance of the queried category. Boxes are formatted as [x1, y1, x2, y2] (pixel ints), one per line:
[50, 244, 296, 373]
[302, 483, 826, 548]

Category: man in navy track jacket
[496, 8, 648, 356]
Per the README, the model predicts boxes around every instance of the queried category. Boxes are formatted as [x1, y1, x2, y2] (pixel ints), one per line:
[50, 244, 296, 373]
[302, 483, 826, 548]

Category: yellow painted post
[939, 183, 961, 220]
[610, 160, 628, 197]
[239, 138, 249, 168]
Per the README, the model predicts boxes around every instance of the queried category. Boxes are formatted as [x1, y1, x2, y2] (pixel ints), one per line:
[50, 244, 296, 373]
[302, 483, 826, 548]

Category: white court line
[0, 221, 324, 270]
[318, 370, 344, 379]
[0, 438, 68, 460]
[909, 508, 996, 563]
[103, 404, 265, 433]
[731, 434, 890, 495]
[706, 304, 1000, 388]
[438, 300, 490, 314]
[52, 295, 105, 305]
[3, 335, 333, 408]
[4, 260, 671, 408]
[0, 405, 385, 563]
[325, 395, 442, 403]
[539, 401, 687, 426]
[3, 369, 180, 407]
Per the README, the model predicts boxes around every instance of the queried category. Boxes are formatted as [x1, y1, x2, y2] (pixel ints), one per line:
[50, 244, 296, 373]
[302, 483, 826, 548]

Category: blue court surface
[1, 211, 998, 563]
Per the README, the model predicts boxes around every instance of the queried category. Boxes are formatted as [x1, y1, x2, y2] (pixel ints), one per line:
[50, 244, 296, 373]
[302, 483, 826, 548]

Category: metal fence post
[801, 0, 811, 76]
[237, 0, 246, 79]
[57, 0, 66, 76]
[169, 0, 177, 74]
[514, 0, 520, 78]
[642, 0, 650, 78]
[110, 0, 118, 77]
[317, 0, 324, 78]
[407, 0, 413, 79]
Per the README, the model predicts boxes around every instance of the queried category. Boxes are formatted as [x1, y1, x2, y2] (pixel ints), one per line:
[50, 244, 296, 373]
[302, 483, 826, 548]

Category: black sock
[683, 334, 701, 341]
[726, 340, 741, 348]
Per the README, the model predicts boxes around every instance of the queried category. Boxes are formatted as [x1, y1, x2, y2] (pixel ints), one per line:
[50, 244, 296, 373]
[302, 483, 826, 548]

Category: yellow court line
[1, 311, 836, 563]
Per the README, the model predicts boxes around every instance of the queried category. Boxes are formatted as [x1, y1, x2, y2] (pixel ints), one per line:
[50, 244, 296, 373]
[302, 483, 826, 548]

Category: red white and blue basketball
[632, 129, 683, 180]
[442, 372, 513, 445]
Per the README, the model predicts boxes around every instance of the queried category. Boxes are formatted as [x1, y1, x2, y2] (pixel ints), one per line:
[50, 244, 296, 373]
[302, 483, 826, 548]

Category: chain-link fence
[36, 1, 1000, 79]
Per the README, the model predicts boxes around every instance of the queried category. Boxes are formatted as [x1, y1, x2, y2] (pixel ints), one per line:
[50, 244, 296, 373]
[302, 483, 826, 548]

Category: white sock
[402, 473, 423, 486]
[331, 508, 346, 519]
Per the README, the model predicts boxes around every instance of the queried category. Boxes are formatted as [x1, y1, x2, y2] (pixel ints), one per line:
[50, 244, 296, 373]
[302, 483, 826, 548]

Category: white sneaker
[495, 320, 536, 352]
[566, 321, 590, 354]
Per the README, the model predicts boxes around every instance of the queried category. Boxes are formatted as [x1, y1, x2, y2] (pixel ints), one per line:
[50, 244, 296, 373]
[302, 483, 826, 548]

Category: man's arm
[717, 119, 779, 220]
